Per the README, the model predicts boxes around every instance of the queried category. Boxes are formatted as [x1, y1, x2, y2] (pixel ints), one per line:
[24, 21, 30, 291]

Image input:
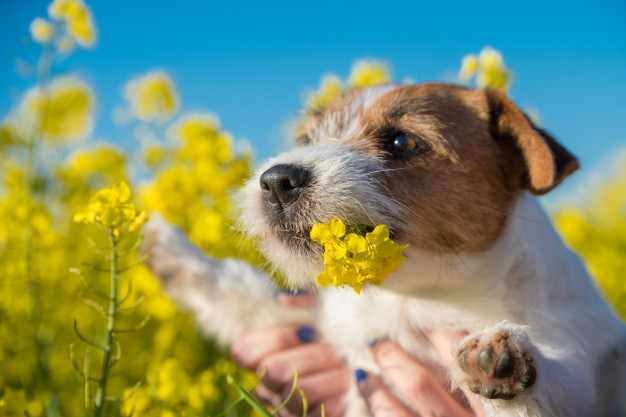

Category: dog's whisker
[364, 166, 411, 176]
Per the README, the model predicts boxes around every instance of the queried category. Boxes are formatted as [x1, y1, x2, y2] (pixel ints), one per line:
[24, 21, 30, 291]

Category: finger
[309, 394, 347, 417]
[373, 341, 474, 417]
[427, 330, 485, 414]
[231, 325, 316, 369]
[282, 367, 352, 414]
[426, 329, 467, 366]
[275, 289, 319, 308]
[258, 343, 345, 391]
[354, 369, 414, 417]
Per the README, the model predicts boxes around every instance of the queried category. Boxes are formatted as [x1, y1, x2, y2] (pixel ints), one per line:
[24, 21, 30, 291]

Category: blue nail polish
[275, 288, 301, 297]
[369, 338, 382, 348]
[296, 326, 316, 343]
[355, 369, 367, 383]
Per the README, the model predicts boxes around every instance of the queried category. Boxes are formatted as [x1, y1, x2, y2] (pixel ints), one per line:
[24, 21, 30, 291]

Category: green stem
[225, 375, 273, 417]
[24, 32, 55, 395]
[94, 231, 118, 416]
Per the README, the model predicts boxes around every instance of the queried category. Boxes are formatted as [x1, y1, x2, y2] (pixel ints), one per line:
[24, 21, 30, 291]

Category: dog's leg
[141, 215, 316, 345]
[453, 321, 602, 417]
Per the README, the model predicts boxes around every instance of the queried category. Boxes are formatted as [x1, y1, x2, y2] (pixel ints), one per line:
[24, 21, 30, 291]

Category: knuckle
[374, 341, 402, 364]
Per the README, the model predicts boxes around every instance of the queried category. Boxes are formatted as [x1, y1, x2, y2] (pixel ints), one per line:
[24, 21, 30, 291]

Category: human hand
[355, 331, 486, 416]
[231, 291, 352, 416]
[231, 292, 485, 417]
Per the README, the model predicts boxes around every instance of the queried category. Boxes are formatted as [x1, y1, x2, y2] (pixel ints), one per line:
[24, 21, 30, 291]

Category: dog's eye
[391, 136, 417, 152]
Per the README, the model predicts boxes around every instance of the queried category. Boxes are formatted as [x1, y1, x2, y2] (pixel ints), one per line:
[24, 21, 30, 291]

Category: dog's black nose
[260, 164, 309, 208]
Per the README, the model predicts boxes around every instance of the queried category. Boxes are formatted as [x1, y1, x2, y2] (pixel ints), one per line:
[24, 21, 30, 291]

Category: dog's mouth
[273, 221, 390, 254]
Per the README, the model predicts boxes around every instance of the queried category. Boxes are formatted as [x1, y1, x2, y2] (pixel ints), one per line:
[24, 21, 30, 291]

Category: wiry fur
[144, 83, 626, 416]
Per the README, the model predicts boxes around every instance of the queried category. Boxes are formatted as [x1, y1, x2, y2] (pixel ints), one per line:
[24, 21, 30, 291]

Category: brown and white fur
[144, 83, 626, 416]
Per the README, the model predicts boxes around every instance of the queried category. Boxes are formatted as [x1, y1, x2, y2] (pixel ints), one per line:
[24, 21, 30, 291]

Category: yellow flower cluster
[141, 113, 255, 262]
[307, 75, 342, 114]
[124, 72, 179, 123]
[310, 218, 408, 294]
[349, 60, 390, 88]
[1, 4, 264, 417]
[48, 0, 97, 47]
[554, 160, 626, 318]
[119, 357, 251, 416]
[61, 146, 127, 184]
[73, 181, 148, 236]
[306, 60, 390, 113]
[29, 0, 97, 51]
[459, 46, 511, 92]
[21, 76, 94, 143]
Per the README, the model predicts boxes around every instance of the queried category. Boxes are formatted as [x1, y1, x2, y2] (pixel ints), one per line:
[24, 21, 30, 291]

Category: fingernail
[296, 326, 316, 343]
[275, 288, 301, 297]
[369, 338, 382, 348]
[354, 369, 367, 383]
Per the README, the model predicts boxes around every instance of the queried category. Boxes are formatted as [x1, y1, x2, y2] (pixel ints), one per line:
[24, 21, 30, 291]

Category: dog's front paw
[457, 325, 536, 400]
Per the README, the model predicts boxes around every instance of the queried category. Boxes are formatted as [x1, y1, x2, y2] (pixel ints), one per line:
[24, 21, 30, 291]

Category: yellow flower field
[0, 2, 624, 416]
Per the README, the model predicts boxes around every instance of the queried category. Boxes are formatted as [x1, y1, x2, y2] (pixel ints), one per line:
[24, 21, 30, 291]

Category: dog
[143, 82, 626, 416]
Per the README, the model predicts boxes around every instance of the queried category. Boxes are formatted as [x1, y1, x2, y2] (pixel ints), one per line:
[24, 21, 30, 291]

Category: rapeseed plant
[306, 59, 390, 114]
[459, 46, 511, 92]
[124, 72, 179, 124]
[71, 182, 148, 416]
[20, 77, 94, 143]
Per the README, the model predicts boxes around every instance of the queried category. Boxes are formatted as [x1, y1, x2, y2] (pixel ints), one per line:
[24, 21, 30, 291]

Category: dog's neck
[343, 192, 594, 328]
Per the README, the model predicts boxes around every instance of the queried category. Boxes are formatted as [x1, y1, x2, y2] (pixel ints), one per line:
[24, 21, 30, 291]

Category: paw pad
[457, 332, 536, 400]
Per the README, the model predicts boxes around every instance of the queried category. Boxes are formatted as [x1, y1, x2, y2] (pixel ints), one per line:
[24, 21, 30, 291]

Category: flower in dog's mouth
[310, 218, 408, 294]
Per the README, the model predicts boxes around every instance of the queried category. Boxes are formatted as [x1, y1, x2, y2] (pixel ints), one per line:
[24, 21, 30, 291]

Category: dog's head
[240, 83, 579, 286]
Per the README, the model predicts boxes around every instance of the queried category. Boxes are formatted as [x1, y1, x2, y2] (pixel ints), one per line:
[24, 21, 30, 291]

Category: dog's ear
[484, 88, 579, 195]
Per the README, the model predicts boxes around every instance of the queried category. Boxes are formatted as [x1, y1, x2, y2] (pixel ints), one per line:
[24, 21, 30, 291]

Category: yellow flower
[29, 17, 54, 43]
[74, 181, 148, 236]
[120, 386, 151, 416]
[124, 71, 179, 123]
[306, 59, 390, 114]
[310, 218, 347, 260]
[62, 146, 127, 181]
[48, 0, 97, 47]
[21, 76, 94, 142]
[171, 114, 234, 163]
[459, 55, 478, 80]
[310, 218, 408, 294]
[459, 47, 511, 93]
[348, 60, 390, 88]
[307, 74, 342, 114]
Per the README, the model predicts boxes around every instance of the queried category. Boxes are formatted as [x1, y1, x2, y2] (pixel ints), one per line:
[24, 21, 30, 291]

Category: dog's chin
[257, 228, 325, 288]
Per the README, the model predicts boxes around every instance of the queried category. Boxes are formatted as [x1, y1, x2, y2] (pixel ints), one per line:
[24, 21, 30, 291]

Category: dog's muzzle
[259, 164, 310, 211]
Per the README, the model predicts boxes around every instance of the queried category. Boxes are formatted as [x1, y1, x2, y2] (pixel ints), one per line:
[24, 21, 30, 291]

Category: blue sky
[1, 0, 625, 203]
